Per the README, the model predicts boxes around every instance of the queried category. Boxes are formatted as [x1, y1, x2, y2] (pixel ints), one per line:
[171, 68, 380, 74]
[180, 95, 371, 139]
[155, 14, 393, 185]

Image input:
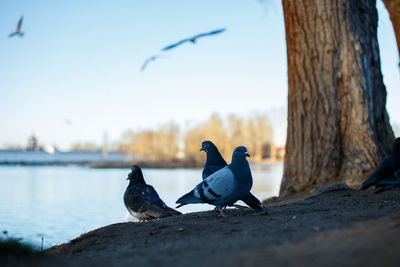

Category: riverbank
[3, 185, 400, 266]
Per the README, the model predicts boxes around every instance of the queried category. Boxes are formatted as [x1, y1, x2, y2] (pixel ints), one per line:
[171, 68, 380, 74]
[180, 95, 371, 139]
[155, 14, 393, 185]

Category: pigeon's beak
[245, 152, 250, 157]
[200, 147, 205, 152]
[126, 177, 129, 180]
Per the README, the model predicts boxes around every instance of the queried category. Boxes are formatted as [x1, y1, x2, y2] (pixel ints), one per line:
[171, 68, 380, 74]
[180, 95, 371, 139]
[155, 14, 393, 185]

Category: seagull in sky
[140, 54, 164, 72]
[9, 16, 24, 38]
[161, 28, 227, 51]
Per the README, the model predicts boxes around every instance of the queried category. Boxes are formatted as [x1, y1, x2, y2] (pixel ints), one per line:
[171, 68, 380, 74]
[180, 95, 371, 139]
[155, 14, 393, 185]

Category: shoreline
[4, 184, 400, 266]
[0, 160, 284, 169]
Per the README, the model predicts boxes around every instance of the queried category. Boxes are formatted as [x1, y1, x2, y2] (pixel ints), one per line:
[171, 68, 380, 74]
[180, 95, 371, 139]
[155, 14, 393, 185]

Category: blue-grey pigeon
[124, 165, 181, 222]
[361, 138, 400, 190]
[200, 141, 262, 211]
[176, 146, 254, 217]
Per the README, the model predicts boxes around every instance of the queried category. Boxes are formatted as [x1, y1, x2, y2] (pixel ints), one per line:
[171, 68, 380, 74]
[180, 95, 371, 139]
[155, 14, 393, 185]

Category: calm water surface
[0, 164, 283, 248]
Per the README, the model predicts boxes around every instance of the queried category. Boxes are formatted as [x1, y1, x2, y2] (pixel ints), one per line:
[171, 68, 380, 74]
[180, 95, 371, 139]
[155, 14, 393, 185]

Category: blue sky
[0, 0, 399, 150]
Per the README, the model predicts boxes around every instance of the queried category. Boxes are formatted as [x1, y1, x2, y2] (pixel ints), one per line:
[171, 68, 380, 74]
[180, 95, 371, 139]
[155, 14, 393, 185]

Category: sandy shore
[3, 185, 400, 266]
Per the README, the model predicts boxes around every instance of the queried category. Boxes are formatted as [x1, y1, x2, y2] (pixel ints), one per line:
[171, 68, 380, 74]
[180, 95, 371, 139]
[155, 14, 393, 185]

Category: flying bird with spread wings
[161, 28, 227, 51]
[9, 16, 24, 38]
[140, 55, 163, 72]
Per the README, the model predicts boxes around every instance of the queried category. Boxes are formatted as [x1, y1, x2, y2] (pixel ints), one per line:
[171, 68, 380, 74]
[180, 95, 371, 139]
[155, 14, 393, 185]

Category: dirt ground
[3, 185, 400, 266]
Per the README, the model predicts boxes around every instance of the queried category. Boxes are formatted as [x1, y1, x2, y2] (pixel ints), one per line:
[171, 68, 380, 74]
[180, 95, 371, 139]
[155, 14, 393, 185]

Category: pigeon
[161, 28, 226, 51]
[374, 169, 400, 193]
[140, 55, 165, 72]
[176, 146, 254, 217]
[361, 138, 400, 190]
[123, 165, 181, 222]
[200, 141, 262, 211]
[9, 16, 24, 38]
[200, 140, 227, 179]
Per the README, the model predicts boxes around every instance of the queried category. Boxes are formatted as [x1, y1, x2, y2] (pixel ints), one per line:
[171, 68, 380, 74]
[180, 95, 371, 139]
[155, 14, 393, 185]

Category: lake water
[0, 164, 283, 248]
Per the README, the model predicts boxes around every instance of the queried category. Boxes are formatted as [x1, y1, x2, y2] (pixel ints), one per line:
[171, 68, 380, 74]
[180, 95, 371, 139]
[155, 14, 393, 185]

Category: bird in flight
[64, 119, 72, 126]
[9, 16, 24, 38]
[161, 28, 227, 51]
[140, 55, 164, 72]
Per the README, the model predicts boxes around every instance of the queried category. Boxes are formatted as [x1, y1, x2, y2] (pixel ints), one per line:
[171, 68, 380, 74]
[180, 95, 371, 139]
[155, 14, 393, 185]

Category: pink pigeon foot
[217, 208, 230, 217]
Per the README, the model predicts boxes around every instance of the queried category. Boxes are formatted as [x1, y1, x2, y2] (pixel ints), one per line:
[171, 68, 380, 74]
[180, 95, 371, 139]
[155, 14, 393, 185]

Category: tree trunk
[382, 0, 400, 66]
[280, 0, 395, 196]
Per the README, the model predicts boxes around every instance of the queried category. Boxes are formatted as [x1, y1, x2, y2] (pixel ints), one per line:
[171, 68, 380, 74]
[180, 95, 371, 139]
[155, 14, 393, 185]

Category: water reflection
[0, 164, 282, 248]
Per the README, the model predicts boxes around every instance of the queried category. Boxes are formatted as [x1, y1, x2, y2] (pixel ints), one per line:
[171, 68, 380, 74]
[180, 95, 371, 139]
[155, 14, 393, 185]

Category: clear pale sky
[0, 0, 399, 150]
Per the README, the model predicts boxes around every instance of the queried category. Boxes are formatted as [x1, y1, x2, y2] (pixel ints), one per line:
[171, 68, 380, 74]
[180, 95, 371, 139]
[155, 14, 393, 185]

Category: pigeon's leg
[217, 208, 230, 217]
[232, 204, 247, 209]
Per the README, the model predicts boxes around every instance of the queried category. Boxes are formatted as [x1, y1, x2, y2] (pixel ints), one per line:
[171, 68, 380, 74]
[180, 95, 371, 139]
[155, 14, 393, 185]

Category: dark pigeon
[176, 146, 254, 217]
[200, 140, 227, 180]
[124, 165, 181, 222]
[374, 169, 400, 193]
[161, 28, 226, 51]
[9, 16, 24, 38]
[361, 138, 400, 190]
[200, 141, 262, 211]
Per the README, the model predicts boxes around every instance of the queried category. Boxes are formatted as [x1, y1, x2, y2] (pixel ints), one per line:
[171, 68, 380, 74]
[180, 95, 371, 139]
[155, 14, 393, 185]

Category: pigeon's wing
[161, 39, 189, 51]
[193, 28, 226, 39]
[16, 16, 23, 32]
[194, 166, 236, 202]
[361, 157, 397, 189]
[176, 166, 236, 207]
[124, 186, 180, 218]
[144, 185, 167, 209]
[123, 186, 153, 213]
[240, 192, 262, 211]
[143, 185, 181, 216]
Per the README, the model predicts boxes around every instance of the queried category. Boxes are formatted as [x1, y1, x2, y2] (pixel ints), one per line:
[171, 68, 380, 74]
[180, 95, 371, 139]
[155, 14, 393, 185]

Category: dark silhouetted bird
[140, 55, 165, 72]
[200, 141, 262, 211]
[162, 28, 226, 51]
[124, 165, 181, 222]
[176, 146, 254, 217]
[9, 16, 24, 38]
[374, 169, 400, 193]
[361, 138, 400, 190]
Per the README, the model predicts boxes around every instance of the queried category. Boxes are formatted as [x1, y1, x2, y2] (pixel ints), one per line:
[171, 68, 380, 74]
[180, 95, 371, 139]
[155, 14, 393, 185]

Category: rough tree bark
[382, 0, 400, 66]
[280, 0, 395, 196]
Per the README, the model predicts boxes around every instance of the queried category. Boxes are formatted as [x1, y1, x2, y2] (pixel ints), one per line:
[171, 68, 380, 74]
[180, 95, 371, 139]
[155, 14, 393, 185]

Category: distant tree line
[119, 113, 275, 164]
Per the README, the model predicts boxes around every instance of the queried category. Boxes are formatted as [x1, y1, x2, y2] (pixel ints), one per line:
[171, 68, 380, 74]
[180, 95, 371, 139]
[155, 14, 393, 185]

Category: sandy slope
[4, 186, 400, 266]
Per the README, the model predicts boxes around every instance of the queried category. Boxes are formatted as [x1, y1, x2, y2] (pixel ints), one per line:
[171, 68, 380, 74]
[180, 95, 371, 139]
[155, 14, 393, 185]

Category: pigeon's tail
[176, 190, 202, 208]
[241, 193, 263, 211]
[374, 179, 400, 194]
[360, 176, 378, 190]
[163, 206, 182, 216]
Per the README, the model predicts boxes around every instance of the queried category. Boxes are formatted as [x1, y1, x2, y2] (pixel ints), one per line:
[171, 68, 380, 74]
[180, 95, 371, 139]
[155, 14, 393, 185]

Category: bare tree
[280, 0, 394, 196]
